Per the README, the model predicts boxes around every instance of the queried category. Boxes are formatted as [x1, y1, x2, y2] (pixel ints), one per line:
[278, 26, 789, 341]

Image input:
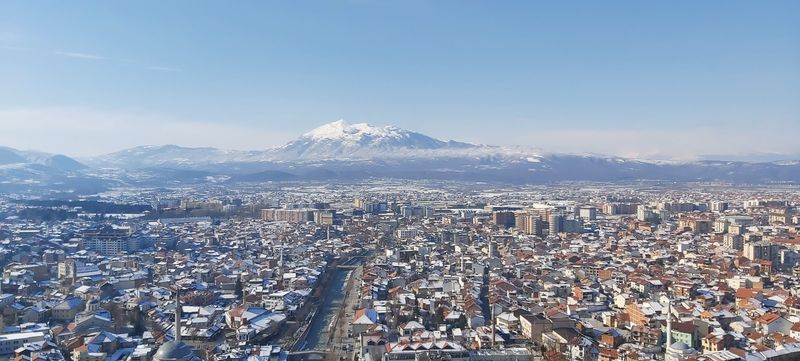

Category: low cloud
[0, 107, 294, 157]
[507, 127, 800, 161]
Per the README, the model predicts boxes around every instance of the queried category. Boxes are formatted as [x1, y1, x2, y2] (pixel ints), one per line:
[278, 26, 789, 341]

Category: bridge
[287, 350, 328, 361]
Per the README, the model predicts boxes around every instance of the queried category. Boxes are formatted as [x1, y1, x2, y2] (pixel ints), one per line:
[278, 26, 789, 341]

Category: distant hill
[3, 120, 800, 192]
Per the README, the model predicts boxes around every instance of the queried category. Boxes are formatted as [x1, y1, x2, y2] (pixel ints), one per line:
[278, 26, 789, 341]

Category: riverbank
[328, 264, 362, 361]
[297, 251, 370, 352]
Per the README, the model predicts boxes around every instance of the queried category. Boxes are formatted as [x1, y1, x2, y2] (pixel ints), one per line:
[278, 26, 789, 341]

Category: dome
[668, 341, 691, 351]
[153, 340, 196, 361]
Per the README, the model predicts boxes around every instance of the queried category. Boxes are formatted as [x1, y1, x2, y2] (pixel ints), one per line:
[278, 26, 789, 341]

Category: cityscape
[2, 2, 800, 361]
[0, 176, 799, 361]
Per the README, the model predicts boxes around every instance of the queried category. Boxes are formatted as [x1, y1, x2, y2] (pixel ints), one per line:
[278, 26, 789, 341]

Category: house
[541, 328, 589, 360]
[754, 313, 793, 335]
[352, 308, 379, 336]
[226, 306, 286, 342]
[398, 321, 425, 337]
[383, 339, 469, 361]
[69, 331, 129, 361]
[789, 322, 800, 340]
[0, 331, 45, 356]
[519, 311, 576, 345]
[495, 312, 519, 332]
[52, 298, 85, 322]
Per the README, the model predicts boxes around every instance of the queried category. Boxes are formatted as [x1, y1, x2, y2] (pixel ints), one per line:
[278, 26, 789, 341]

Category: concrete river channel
[296, 252, 367, 352]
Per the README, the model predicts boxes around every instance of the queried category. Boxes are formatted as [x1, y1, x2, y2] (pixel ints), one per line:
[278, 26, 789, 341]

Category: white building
[0, 331, 45, 356]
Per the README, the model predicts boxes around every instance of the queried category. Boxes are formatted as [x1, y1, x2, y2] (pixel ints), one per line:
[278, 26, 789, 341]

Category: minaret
[665, 299, 672, 348]
[490, 304, 496, 349]
[279, 240, 284, 269]
[175, 287, 182, 343]
[277, 240, 285, 290]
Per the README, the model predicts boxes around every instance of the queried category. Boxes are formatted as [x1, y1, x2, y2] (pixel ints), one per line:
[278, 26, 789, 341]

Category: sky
[1, 1, 799, 160]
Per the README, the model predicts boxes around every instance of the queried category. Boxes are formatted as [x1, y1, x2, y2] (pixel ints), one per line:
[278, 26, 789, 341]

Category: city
[0, 180, 798, 360]
[2, 1, 799, 361]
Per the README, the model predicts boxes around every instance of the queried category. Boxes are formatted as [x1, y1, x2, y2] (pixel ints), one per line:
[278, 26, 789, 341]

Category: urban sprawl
[0, 181, 799, 361]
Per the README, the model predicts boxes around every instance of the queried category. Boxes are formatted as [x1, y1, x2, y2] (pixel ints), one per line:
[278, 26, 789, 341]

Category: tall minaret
[175, 287, 182, 343]
[277, 239, 285, 290]
[490, 303, 496, 349]
[665, 299, 672, 349]
[279, 240, 284, 269]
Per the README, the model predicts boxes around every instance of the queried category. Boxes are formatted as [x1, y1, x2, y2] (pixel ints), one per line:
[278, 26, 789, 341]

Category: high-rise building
[83, 237, 141, 255]
[602, 203, 638, 215]
[744, 241, 778, 262]
[548, 213, 563, 235]
[723, 234, 744, 250]
[492, 211, 516, 228]
[260, 209, 315, 223]
[396, 228, 420, 239]
[314, 210, 335, 225]
[710, 201, 729, 212]
[516, 209, 549, 236]
[578, 207, 597, 221]
[637, 205, 656, 222]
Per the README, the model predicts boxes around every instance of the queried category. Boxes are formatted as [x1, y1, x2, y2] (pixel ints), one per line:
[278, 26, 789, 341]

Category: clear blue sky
[1, 1, 799, 159]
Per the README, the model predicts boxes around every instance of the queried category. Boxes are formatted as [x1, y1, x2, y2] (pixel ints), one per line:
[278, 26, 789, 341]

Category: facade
[260, 209, 315, 223]
[83, 237, 140, 255]
[0, 332, 45, 356]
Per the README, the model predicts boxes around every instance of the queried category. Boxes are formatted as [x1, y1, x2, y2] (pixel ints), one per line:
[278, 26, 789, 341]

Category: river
[300, 261, 355, 350]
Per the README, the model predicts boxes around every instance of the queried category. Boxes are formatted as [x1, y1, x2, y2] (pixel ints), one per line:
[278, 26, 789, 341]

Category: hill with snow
[271, 120, 476, 160]
[88, 120, 520, 166]
[2, 120, 800, 193]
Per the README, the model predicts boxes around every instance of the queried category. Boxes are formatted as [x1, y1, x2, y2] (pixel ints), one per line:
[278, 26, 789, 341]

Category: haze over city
[2, 3, 800, 361]
[2, 1, 799, 159]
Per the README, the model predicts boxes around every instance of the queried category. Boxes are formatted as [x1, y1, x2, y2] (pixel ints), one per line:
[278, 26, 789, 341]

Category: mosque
[153, 289, 201, 361]
[664, 300, 698, 361]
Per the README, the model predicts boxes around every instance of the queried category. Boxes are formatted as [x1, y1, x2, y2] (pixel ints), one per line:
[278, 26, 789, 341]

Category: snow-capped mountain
[87, 120, 511, 166]
[84, 144, 262, 168]
[0, 146, 98, 193]
[0, 146, 86, 171]
[3, 120, 800, 193]
[271, 119, 476, 160]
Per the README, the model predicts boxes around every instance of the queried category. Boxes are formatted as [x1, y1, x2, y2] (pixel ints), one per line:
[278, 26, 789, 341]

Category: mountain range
[2, 120, 799, 193]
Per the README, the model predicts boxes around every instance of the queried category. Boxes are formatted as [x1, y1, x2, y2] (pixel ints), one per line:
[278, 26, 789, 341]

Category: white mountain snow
[87, 120, 535, 165]
[85, 144, 264, 168]
[13, 119, 795, 190]
[271, 119, 480, 160]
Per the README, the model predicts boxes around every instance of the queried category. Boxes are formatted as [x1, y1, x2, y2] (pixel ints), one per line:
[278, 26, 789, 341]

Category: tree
[234, 277, 244, 298]
[102, 302, 128, 332]
[454, 314, 468, 329]
[433, 306, 445, 325]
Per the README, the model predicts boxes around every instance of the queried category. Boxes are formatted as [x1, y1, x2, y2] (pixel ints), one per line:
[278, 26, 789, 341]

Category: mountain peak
[302, 119, 401, 141]
[273, 119, 477, 160]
